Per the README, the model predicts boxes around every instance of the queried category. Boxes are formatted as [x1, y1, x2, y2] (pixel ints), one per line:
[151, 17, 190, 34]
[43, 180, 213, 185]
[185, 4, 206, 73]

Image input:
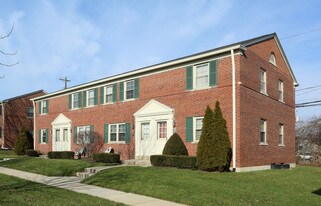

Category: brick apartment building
[0, 90, 46, 148]
[32, 33, 298, 172]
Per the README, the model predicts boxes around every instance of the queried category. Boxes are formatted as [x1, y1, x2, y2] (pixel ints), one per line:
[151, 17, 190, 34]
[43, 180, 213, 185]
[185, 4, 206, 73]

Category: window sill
[259, 142, 268, 146]
[39, 113, 48, 116]
[260, 92, 268, 96]
[70, 107, 80, 111]
[123, 98, 136, 102]
[269, 61, 277, 67]
[191, 141, 199, 144]
[278, 144, 285, 147]
[40, 142, 47, 144]
[108, 141, 126, 144]
[278, 100, 285, 103]
[104, 102, 115, 105]
[86, 105, 96, 108]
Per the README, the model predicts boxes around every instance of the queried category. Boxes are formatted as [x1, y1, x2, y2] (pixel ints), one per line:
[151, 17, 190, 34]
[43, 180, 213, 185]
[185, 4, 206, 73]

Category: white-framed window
[141, 123, 150, 140]
[260, 119, 267, 145]
[40, 101, 48, 114]
[194, 63, 209, 89]
[278, 80, 284, 102]
[40, 129, 47, 143]
[260, 69, 267, 94]
[269, 53, 276, 66]
[87, 89, 95, 106]
[77, 126, 91, 144]
[125, 80, 134, 100]
[109, 123, 125, 142]
[72, 93, 80, 109]
[27, 107, 33, 118]
[105, 85, 113, 103]
[55, 129, 60, 142]
[194, 117, 204, 142]
[63, 128, 68, 142]
[279, 124, 284, 146]
[157, 121, 167, 139]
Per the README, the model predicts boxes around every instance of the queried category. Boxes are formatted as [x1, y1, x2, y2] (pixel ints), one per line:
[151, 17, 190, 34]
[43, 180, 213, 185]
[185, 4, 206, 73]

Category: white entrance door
[51, 114, 72, 151]
[134, 100, 174, 159]
[53, 127, 70, 151]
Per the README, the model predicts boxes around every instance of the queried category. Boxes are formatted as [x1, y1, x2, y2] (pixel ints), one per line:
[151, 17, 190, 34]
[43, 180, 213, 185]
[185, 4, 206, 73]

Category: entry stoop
[122, 159, 152, 167]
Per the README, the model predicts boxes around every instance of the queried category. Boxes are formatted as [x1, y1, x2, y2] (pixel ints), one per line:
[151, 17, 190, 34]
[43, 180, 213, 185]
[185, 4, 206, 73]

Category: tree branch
[0, 49, 17, 56]
[0, 74, 5, 79]
[0, 23, 14, 40]
[0, 61, 19, 67]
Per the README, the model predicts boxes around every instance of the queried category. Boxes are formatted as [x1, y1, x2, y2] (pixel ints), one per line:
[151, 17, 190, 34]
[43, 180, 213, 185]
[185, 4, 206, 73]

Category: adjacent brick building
[32, 33, 298, 171]
[0, 90, 46, 148]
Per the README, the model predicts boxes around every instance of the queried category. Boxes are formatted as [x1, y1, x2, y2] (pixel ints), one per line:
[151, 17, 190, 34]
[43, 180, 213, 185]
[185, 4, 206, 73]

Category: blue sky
[0, 0, 321, 120]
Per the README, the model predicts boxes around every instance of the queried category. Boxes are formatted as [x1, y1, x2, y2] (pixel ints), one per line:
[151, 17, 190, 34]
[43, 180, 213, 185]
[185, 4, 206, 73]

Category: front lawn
[0, 173, 124, 206]
[0, 149, 18, 159]
[0, 157, 105, 176]
[83, 166, 321, 206]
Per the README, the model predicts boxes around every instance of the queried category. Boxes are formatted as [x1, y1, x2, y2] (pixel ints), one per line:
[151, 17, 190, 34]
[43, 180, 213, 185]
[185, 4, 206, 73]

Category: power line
[281, 27, 321, 40]
[296, 84, 321, 91]
[296, 87, 321, 96]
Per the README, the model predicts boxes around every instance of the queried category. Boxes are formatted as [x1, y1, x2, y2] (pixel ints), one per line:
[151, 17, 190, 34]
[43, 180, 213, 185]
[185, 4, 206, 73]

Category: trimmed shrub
[48, 151, 75, 159]
[150, 155, 197, 169]
[26, 150, 39, 157]
[14, 127, 29, 155]
[92, 153, 120, 163]
[162, 133, 188, 156]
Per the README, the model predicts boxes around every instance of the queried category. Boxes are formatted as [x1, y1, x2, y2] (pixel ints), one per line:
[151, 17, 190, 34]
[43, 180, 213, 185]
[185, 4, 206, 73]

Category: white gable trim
[134, 100, 174, 118]
[51, 114, 72, 126]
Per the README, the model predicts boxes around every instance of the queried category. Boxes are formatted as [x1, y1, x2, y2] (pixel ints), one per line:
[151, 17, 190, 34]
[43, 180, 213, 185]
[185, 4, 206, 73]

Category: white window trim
[40, 101, 48, 115]
[278, 80, 284, 103]
[278, 124, 285, 146]
[157, 121, 168, 139]
[259, 119, 268, 145]
[72, 93, 80, 110]
[87, 89, 95, 107]
[269, 53, 277, 66]
[193, 63, 210, 90]
[77, 126, 91, 144]
[109, 123, 126, 143]
[105, 85, 113, 104]
[40, 129, 47, 144]
[193, 116, 204, 143]
[124, 80, 135, 101]
[260, 69, 268, 95]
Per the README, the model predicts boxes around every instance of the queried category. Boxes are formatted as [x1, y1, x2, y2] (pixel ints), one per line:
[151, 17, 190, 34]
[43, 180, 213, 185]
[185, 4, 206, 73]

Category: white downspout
[231, 49, 237, 171]
[32, 100, 36, 150]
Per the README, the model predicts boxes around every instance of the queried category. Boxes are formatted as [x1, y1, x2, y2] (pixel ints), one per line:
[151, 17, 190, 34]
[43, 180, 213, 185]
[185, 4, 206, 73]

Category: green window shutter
[125, 123, 130, 143]
[112, 83, 117, 102]
[45, 100, 49, 113]
[83, 91, 87, 107]
[68, 94, 72, 109]
[94, 88, 98, 105]
[209, 60, 218, 86]
[74, 126, 78, 144]
[134, 78, 140, 99]
[90, 125, 94, 143]
[45, 129, 49, 143]
[100, 86, 105, 104]
[38, 129, 41, 143]
[186, 117, 193, 142]
[78, 92, 82, 108]
[120, 82, 124, 101]
[38, 102, 41, 114]
[186, 66, 193, 90]
[104, 124, 109, 143]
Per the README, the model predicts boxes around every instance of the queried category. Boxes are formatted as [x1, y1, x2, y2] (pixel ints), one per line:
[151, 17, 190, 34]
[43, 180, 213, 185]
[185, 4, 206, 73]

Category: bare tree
[1, 23, 19, 78]
[75, 130, 104, 158]
[296, 116, 321, 163]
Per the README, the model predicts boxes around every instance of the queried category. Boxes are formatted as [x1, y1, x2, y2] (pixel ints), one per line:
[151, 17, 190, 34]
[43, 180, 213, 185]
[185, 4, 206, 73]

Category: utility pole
[59, 76, 71, 89]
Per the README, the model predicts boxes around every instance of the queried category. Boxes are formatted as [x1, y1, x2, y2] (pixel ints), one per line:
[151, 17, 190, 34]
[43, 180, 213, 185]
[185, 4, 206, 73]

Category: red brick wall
[1, 91, 45, 148]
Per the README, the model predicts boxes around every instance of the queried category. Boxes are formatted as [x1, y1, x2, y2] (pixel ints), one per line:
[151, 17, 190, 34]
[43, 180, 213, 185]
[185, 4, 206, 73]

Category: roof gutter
[31, 44, 244, 101]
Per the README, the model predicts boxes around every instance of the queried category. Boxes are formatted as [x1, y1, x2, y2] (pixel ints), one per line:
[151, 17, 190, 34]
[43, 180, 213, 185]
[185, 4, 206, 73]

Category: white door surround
[134, 100, 174, 159]
[51, 114, 72, 151]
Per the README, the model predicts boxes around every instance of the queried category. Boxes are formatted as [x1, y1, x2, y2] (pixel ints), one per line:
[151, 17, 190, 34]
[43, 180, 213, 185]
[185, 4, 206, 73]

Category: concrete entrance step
[76, 165, 123, 179]
[122, 159, 152, 167]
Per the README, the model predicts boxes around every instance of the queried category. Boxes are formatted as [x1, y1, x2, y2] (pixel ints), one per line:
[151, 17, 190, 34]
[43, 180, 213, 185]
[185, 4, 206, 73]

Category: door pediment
[134, 100, 173, 118]
[51, 114, 71, 126]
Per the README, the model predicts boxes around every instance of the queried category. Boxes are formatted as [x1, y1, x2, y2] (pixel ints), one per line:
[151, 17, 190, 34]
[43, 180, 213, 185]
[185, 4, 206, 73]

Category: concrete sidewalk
[0, 167, 187, 206]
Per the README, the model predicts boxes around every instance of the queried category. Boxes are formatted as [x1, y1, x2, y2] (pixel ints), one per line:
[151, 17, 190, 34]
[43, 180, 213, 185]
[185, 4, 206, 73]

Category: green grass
[0, 149, 18, 159]
[0, 157, 106, 176]
[0, 173, 124, 206]
[83, 166, 321, 206]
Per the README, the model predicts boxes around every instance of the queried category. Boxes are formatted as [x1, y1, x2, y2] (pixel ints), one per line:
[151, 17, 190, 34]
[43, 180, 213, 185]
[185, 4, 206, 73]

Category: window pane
[141, 123, 150, 140]
[119, 124, 125, 133]
[106, 86, 113, 103]
[110, 125, 117, 133]
[195, 64, 209, 88]
[260, 132, 265, 143]
[110, 133, 117, 141]
[55, 129, 60, 141]
[88, 90, 94, 106]
[63, 129, 68, 142]
[158, 122, 167, 138]
[119, 133, 125, 141]
[126, 81, 134, 99]
[73, 93, 79, 108]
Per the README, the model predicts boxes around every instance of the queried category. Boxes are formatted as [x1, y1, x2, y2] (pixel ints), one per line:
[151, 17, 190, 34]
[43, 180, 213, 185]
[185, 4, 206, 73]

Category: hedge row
[150, 155, 197, 169]
[26, 150, 39, 157]
[48, 151, 75, 159]
[92, 153, 120, 163]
